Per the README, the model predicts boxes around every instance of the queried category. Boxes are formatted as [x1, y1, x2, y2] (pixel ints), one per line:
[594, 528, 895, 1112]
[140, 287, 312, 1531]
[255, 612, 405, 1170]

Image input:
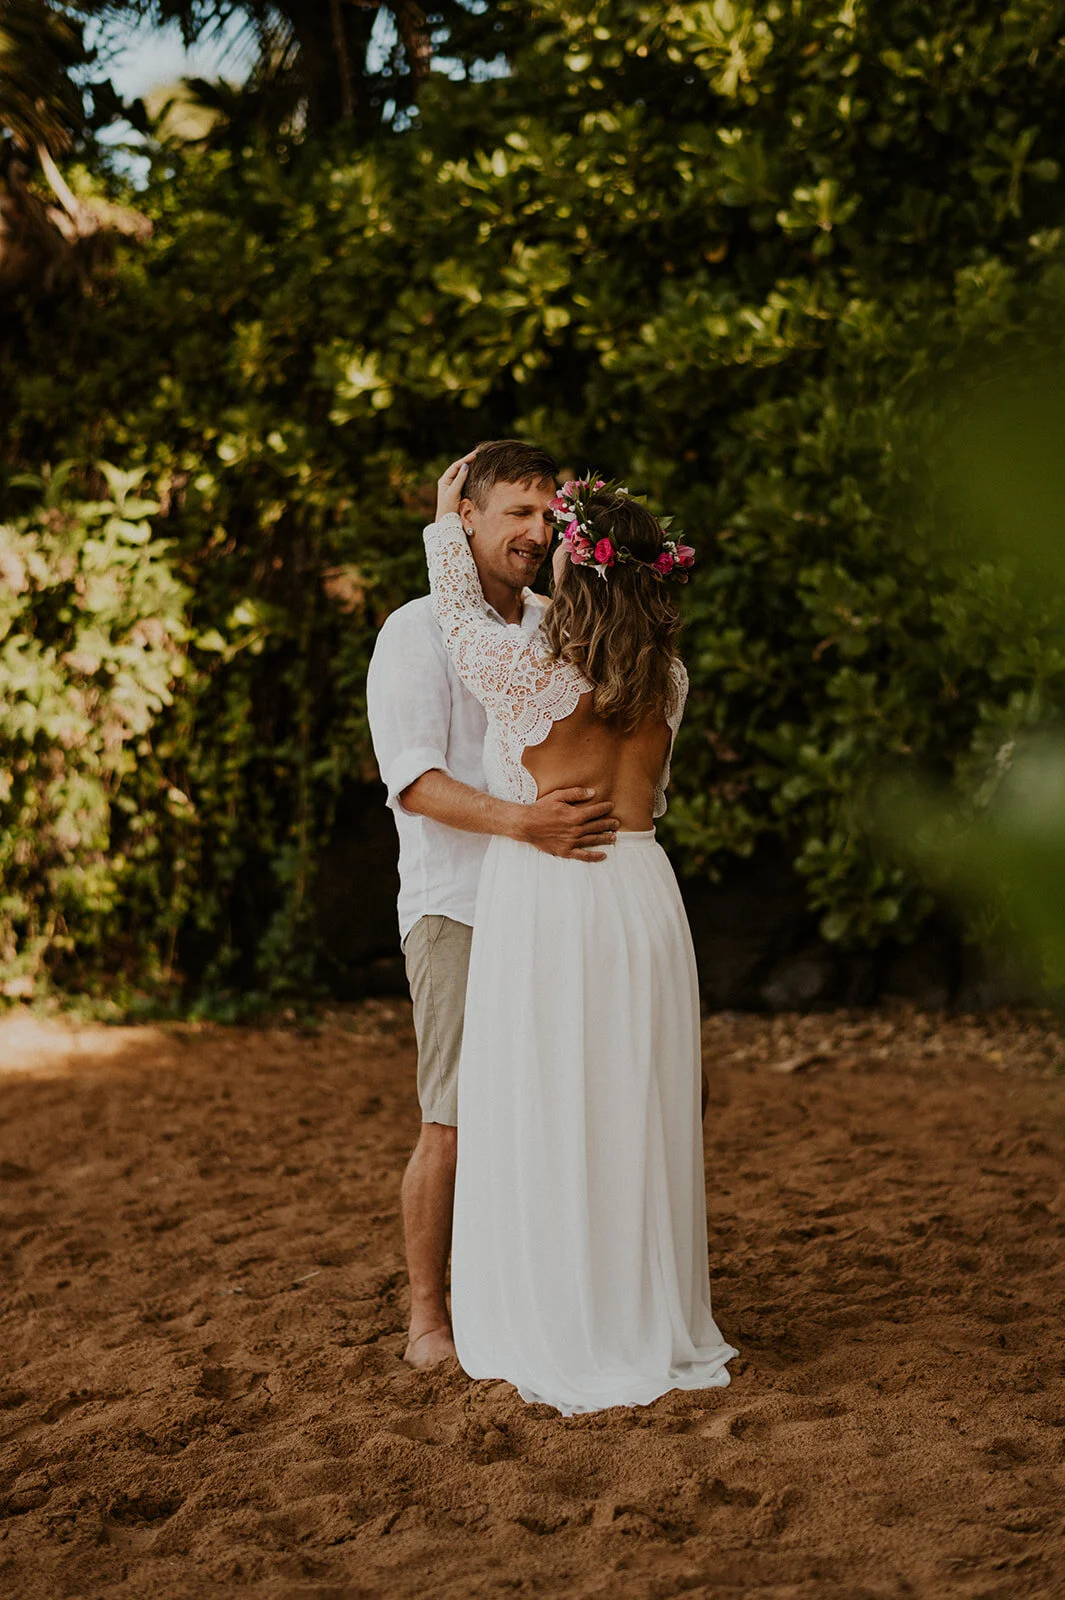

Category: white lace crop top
[423, 513, 688, 814]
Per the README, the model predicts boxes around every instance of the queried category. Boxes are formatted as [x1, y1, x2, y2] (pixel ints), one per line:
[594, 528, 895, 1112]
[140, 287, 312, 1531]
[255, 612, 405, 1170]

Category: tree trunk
[0, 149, 150, 298]
[329, 0, 357, 119]
[394, 1, 431, 83]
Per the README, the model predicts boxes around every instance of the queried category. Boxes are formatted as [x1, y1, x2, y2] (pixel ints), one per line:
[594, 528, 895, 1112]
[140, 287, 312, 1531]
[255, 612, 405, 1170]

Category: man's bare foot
[404, 1324, 457, 1369]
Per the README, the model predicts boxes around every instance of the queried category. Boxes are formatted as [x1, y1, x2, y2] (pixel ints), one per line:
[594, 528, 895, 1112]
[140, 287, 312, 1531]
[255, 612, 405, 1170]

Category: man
[366, 439, 620, 1369]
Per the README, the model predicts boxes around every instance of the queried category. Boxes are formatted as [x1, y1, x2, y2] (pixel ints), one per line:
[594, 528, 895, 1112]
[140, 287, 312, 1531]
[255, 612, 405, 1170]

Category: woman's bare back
[522, 689, 672, 833]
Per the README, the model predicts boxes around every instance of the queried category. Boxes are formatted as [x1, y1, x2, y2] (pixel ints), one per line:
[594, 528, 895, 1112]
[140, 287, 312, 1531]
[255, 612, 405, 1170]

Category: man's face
[459, 477, 556, 595]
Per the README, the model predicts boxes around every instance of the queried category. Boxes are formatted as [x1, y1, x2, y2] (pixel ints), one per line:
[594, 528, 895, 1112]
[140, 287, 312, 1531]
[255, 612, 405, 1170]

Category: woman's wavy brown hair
[543, 490, 682, 733]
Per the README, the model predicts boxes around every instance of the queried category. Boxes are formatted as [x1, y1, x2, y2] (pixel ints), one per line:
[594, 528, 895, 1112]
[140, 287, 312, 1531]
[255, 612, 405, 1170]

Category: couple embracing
[367, 439, 737, 1417]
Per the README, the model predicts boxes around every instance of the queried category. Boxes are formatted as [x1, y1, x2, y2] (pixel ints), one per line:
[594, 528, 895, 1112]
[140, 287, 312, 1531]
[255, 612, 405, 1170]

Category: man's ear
[458, 495, 476, 534]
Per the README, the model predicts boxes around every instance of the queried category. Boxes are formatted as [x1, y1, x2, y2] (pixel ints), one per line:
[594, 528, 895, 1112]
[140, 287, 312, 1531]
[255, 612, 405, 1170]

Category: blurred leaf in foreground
[880, 735, 1065, 998]
[880, 354, 1065, 998]
[946, 362, 1065, 593]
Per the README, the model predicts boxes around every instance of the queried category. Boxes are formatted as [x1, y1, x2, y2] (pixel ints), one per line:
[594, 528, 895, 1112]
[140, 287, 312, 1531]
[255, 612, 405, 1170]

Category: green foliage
[3, 0, 1065, 1000]
[0, 463, 189, 996]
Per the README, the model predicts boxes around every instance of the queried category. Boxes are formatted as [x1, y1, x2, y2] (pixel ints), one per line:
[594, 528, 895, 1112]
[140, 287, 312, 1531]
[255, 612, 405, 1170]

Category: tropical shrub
[0, 464, 189, 995]
[3, 0, 1065, 1001]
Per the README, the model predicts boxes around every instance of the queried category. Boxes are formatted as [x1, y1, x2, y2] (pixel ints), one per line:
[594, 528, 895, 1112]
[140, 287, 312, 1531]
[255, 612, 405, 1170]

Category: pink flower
[652, 550, 675, 576]
[568, 536, 593, 564]
[562, 518, 582, 543]
[594, 537, 615, 566]
[594, 478, 606, 489]
[562, 480, 579, 498]
[675, 543, 696, 568]
[549, 494, 568, 513]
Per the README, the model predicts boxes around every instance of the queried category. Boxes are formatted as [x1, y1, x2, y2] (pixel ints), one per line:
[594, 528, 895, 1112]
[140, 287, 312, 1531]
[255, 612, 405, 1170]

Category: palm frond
[0, 0, 87, 152]
[75, 1, 443, 137]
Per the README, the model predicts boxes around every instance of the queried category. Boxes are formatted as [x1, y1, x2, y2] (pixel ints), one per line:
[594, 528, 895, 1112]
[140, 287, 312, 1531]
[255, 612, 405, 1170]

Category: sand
[1, 1000, 1063, 1600]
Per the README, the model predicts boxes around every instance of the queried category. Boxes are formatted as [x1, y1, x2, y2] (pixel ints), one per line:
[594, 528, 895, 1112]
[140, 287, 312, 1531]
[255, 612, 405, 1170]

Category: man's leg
[401, 1122, 457, 1366]
[401, 915, 471, 1368]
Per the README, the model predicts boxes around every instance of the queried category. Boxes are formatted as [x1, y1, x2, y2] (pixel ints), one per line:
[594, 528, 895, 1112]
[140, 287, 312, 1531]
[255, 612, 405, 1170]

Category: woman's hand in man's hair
[435, 450, 478, 522]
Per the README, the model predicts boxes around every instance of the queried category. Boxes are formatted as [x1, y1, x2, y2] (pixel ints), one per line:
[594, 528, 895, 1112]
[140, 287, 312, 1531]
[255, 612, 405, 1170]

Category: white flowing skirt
[451, 828, 737, 1415]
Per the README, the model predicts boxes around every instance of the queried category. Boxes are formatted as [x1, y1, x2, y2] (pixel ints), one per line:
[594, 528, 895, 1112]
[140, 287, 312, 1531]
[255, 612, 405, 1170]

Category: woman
[425, 453, 737, 1416]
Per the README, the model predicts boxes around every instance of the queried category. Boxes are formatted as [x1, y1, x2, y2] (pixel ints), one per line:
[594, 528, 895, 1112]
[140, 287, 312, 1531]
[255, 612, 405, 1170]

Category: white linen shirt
[366, 588, 548, 943]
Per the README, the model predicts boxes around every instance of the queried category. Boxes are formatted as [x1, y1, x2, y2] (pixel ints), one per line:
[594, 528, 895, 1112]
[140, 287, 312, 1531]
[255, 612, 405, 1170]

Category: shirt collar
[485, 588, 548, 633]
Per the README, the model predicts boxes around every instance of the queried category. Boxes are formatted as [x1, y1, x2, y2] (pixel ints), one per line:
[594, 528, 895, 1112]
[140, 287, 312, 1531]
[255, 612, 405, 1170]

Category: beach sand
[1, 1001, 1063, 1599]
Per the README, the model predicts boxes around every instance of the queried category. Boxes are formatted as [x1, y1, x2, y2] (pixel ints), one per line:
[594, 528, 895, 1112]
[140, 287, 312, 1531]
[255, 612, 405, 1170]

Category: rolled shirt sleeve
[367, 607, 454, 814]
[379, 743, 449, 812]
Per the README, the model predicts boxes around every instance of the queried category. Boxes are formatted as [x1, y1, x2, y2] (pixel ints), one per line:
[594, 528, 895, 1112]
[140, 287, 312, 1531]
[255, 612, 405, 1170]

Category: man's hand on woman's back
[517, 788, 618, 862]
[402, 771, 617, 863]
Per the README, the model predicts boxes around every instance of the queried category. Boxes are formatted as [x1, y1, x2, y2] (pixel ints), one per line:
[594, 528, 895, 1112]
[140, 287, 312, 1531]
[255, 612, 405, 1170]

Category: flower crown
[550, 474, 695, 582]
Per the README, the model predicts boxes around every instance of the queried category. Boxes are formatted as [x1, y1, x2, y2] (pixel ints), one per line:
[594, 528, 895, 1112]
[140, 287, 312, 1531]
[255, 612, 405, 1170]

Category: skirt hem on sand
[451, 829, 737, 1417]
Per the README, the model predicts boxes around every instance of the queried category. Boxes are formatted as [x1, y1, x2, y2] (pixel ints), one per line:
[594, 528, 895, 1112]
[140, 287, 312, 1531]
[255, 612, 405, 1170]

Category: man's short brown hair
[463, 439, 558, 510]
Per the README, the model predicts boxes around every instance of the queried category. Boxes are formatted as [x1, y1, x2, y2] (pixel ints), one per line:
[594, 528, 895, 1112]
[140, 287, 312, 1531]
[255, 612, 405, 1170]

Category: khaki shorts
[403, 915, 472, 1127]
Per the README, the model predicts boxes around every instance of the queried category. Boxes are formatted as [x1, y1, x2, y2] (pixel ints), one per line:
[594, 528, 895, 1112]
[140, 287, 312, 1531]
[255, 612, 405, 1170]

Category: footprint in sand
[386, 1410, 451, 1445]
[1001, 1509, 1047, 1534]
[980, 1436, 1031, 1470]
[106, 1490, 185, 1526]
[700, 1395, 847, 1442]
[698, 1406, 767, 1441]
[98, 1491, 187, 1554]
[39, 1388, 99, 1424]
[194, 1366, 267, 1401]
[3, 1470, 52, 1514]
[587, 1501, 687, 1540]
[700, 1477, 760, 1508]
[778, 1396, 849, 1422]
